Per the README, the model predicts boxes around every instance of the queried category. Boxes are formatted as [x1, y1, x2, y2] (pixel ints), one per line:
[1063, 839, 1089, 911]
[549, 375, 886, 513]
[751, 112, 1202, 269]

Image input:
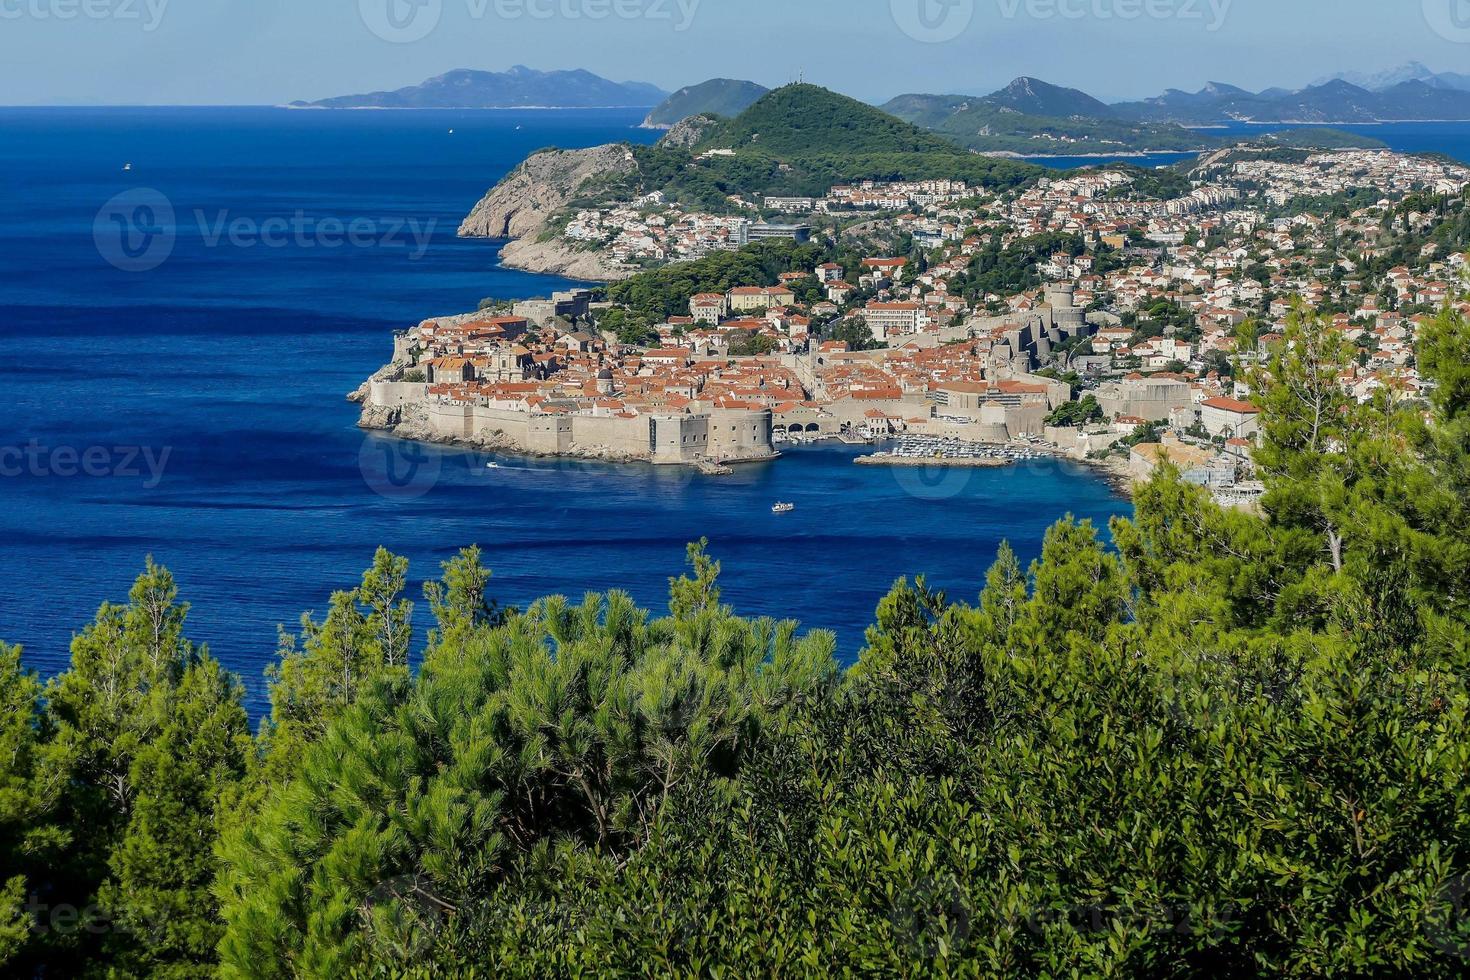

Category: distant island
[294, 61, 1470, 152]
[293, 65, 666, 109]
[641, 79, 769, 129]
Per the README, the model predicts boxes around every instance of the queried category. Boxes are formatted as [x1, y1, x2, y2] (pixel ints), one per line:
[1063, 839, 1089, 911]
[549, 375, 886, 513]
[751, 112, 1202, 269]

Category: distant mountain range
[1311, 61, 1470, 94]
[641, 79, 768, 128]
[1112, 77, 1470, 125]
[880, 78, 1219, 155]
[294, 63, 1470, 156]
[872, 72, 1470, 155]
[294, 66, 666, 109]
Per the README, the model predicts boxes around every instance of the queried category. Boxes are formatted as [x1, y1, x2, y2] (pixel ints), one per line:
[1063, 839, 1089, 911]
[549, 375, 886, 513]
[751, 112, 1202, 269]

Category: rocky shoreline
[1071, 453, 1136, 499]
[458, 144, 639, 280]
[496, 237, 632, 281]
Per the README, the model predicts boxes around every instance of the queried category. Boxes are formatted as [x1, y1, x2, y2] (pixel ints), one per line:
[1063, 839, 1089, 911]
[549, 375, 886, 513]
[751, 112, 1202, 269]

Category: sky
[1, 0, 1468, 106]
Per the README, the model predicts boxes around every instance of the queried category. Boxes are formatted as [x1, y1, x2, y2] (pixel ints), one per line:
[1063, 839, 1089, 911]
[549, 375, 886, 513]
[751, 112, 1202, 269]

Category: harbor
[854, 435, 1055, 468]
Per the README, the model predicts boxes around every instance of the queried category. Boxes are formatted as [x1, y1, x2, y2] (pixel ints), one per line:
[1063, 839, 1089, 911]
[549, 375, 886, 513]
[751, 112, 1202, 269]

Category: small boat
[772, 502, 795, 514]
[486, 462, 501, 469]
[123, 163, 133, 172]
[448, 129, 455, 134]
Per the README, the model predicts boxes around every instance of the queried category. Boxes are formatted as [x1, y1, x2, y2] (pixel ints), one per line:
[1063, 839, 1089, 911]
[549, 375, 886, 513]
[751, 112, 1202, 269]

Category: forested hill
[618, 84, 1043, 208]
[693, 83, 965, 156]
[641, 78, 769, 128]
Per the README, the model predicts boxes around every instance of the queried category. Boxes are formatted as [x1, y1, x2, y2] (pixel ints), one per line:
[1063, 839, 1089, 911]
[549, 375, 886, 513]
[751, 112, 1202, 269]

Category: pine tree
[0, 643, 62, 969]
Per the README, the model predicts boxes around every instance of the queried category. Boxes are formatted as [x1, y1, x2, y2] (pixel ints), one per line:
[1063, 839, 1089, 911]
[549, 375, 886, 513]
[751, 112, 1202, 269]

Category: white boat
[772, 502, 795, 514]
[486, 462, 501, 469]
[123, 163, 132, 172]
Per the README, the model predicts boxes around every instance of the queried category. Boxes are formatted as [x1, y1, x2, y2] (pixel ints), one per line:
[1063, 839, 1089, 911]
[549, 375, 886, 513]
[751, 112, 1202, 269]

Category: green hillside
[574, 84, 1046, 214]
[878, 93, 977, 129]
[642, 78, 769, 128]
[694, 83, 963, 156]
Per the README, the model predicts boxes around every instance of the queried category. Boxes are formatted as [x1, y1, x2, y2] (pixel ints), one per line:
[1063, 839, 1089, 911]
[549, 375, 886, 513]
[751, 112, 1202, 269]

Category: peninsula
[359, 84, 1470, 502]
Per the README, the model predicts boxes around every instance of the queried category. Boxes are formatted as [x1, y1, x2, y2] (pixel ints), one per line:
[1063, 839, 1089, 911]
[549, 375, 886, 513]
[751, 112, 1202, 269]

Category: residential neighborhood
[359, 148, 1470, 504]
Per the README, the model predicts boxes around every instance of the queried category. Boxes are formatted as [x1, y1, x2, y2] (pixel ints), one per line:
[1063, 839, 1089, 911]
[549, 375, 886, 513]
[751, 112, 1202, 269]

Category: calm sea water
[0, 107, 1136, 712]
[1030, 121, 1470, 169]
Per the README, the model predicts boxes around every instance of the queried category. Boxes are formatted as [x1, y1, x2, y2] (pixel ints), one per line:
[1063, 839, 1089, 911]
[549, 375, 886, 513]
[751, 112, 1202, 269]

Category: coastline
[281, 104, 660, 111]
[357, 404, 768, 473]
[1071, 452, 1136, 499]
[987, 148, 1203, 160]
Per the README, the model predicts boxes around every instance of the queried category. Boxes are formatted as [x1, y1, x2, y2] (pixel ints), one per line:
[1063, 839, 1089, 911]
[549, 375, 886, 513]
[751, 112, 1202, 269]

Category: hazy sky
[2, 0, 1467, 105]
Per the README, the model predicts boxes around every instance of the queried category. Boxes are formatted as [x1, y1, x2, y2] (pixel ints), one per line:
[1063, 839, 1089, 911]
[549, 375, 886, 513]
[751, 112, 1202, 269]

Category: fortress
[362, 378, 776, 466]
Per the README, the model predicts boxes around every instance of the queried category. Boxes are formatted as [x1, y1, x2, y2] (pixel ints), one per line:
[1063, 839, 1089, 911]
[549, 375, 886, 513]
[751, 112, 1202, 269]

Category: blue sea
[1030, 121, 1470, 169]
[0, 106, 1130, 713]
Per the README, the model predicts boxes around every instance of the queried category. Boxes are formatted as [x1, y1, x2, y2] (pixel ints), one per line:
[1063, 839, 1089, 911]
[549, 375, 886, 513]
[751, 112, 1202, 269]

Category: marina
[856, 435, 1055, 467]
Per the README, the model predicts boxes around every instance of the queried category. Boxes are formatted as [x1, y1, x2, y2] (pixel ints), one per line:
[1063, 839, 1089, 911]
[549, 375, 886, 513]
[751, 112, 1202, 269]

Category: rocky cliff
[458, 144, 637, 239]
[656, 114, 718, 150]
[497, 238, 632, 281]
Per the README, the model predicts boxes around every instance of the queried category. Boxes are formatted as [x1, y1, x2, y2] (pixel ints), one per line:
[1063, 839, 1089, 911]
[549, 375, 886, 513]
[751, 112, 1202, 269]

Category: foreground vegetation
[4, 308, 1470, 977]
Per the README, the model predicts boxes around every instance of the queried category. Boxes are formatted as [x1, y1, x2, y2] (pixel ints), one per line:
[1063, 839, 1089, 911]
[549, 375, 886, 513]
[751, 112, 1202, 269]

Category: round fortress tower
[1045, 282, 1086, 333]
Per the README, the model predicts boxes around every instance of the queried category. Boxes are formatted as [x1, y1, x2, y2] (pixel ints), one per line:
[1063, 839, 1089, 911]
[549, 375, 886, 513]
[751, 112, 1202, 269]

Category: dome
[597, 368, 614, 380]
